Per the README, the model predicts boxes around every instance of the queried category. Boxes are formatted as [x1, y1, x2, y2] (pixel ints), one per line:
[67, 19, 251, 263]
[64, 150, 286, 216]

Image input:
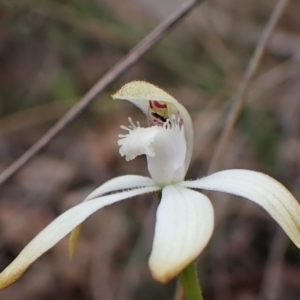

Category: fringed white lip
[118, 117, 158, 161]
[118, 115, 187, 185]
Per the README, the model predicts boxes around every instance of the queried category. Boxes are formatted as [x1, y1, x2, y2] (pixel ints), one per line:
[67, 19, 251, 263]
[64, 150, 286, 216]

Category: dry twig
[173, 1, 289, 299]
[205, 1, 289, 299]
[258, 229, 288, 300]
[195, 5, 300, 58]
[208, 0, 289, 174]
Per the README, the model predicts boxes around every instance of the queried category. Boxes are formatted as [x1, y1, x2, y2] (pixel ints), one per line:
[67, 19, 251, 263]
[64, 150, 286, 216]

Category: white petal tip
[149, 259, 191, 283]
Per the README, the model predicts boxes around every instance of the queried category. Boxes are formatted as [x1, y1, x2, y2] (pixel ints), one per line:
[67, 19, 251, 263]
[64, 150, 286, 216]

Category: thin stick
[173, 282, 184, 300]
[208, 0, 289, 174]
[258, 229, 288, 300]
[0, 0, 203, 186]
[206, 1, 288, 298]
[172, 1, 289, 299]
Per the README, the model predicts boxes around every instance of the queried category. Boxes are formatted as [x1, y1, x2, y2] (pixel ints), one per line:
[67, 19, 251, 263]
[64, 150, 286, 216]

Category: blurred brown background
[1, 0, 300, 299]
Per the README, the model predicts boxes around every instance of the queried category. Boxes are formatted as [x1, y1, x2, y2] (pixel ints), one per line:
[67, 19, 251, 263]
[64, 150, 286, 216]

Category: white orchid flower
[1, 81, 300, 289]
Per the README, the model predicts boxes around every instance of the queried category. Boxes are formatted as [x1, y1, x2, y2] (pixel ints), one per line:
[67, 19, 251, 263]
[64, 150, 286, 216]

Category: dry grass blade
[208, 0, 289, 174]
[0, 0, 204, 186]
[204, 1, 289, 299]
[258, 229, 288, 300]
[172, 1, 289, 299]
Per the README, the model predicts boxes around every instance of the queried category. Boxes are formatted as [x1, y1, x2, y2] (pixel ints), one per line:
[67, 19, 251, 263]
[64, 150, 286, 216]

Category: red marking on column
[150, 100, 167, 109]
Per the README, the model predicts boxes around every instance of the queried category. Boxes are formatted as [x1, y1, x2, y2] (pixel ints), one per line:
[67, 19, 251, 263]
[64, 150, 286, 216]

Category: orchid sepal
[181, 169, 300, 248]
[0, 186, 160, 289]
[149, 184, 214, 282]
[69, 175, 157, 258]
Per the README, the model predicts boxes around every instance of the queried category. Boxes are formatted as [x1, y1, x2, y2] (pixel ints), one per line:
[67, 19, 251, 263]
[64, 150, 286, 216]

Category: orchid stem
[178, 261, 204, 300]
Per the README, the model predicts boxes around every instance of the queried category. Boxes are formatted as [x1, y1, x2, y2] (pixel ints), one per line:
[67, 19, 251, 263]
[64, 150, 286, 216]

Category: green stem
[178, 261, 204, 300]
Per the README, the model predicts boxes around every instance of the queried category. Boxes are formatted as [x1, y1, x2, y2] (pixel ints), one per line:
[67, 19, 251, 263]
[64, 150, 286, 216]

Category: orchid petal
[85, 175, 155, 201]
[69, 175, 155, 258]
[112, 81, 194, 174]
[181, 169, 300, 248]
[0, 186, 160, 289]
[149, 185, 214, 283]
